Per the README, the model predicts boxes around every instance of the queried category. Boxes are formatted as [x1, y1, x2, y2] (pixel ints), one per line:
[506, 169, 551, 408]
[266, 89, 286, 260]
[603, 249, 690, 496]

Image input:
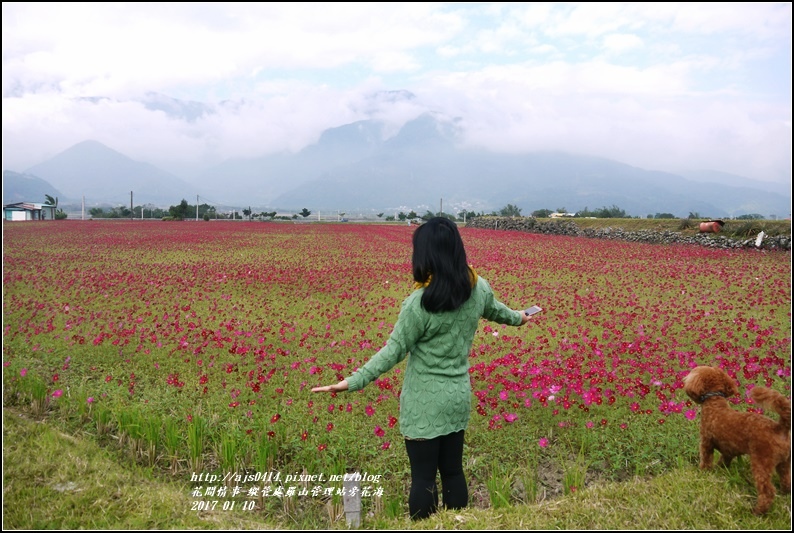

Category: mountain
[264, 114, 790, 218]
[6, 115, 790, 218]
[2, 171, 68, 205]
[22, 140, 205, 207]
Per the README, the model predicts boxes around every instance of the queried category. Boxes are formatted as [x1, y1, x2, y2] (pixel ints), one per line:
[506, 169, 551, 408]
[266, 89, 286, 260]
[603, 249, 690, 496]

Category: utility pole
[130, 191, 133, 220]
[440, 198, 442, 216]
[196, 195, 199, 221]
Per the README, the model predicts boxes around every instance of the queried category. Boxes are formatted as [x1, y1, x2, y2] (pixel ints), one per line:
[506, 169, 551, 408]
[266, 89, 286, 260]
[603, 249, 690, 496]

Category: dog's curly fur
[683, 365, 790, 514]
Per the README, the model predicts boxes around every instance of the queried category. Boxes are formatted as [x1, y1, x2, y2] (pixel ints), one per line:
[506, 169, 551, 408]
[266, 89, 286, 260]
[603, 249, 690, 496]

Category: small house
[3, 202, 57, 221]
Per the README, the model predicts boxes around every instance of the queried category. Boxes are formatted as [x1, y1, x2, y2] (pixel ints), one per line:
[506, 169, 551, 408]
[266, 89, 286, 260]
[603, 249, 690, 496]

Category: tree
[593, 205, 627, 218]
[407, 210, 418, 220]
[44, 194, 57, 207]
[532, 209, 553, 218]
[169, 199, 190, 220]
[377, 213, 384, 218]
[499, 204, 522, 217]
[300, 208, 311, 218]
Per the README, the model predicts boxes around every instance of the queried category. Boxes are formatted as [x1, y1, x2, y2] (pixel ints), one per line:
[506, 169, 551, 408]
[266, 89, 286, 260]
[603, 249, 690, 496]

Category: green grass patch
[2, 408, 271, 530]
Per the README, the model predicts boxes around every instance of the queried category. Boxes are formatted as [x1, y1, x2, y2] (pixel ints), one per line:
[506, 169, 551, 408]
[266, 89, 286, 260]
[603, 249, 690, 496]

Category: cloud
[2, 2, 791, 185]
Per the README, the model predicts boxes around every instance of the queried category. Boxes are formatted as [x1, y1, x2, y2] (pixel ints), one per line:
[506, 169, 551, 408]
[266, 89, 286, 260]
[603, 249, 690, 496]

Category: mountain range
[3, 112, 791, 218]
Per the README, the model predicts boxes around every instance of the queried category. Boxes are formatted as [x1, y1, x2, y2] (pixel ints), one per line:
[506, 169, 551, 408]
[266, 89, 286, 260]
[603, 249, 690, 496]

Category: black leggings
[404, 430, 467, 520]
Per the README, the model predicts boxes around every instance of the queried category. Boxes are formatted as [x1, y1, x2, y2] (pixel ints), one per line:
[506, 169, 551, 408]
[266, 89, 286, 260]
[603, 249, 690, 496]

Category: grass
[534, 216, 791, 238]
[2, 408, 270, 530]
[3, 406, 790, 530]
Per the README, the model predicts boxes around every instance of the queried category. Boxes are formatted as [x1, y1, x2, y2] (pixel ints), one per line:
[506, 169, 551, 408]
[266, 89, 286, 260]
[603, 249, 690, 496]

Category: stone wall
[465, 217, 791, 251]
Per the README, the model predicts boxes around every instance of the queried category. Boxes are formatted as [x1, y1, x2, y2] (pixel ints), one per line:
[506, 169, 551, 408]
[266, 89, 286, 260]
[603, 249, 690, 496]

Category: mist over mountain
[4, 113, 790, 219]
[21, 140, 206, 207]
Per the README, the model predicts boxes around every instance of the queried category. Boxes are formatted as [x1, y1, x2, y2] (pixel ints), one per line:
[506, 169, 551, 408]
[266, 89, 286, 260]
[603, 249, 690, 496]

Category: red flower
[388, 415, 398, 428]
[326, 423, 334, 432]
[374, 425, 385, 437]
[270, 413, 281, 423]
[301, 430, 308, 441]
[318, 444, 327, 451]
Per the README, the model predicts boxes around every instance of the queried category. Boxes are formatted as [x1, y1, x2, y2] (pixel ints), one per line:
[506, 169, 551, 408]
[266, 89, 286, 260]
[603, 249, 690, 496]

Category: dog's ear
[714, 366, 739, 397]
[683, 368, 704, 403]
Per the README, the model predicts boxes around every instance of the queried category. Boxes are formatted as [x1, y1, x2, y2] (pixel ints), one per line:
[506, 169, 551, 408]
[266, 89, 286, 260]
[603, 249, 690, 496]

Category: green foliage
[187, 416, 206, 472]
[499, 204, 523, 217]
[532, 209, 553, 217]
[168, 199, 190, 220]
[485, 464, 513, 509]
[561, 443, 590, 496]
[300, 208, 312, 218]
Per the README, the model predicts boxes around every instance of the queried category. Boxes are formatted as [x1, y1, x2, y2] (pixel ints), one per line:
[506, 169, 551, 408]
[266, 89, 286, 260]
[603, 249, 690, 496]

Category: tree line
[78, 198, 772, 222]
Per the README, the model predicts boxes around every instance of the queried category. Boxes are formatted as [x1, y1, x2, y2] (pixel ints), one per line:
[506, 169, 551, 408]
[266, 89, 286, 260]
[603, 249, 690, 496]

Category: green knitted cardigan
[345, 276, 523, 439]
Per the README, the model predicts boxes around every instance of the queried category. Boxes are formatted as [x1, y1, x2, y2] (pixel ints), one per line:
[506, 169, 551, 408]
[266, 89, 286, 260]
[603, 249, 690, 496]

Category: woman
[312, 217, 531, 519]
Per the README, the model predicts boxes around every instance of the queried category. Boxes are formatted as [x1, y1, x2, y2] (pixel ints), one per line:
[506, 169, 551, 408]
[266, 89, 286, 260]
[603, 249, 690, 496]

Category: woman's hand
[518, 310, 532, 326]
[311, 379, 349, 393]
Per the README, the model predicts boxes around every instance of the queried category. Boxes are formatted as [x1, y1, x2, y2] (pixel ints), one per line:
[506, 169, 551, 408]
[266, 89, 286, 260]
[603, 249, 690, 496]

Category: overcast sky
[2, 2, 791, 184]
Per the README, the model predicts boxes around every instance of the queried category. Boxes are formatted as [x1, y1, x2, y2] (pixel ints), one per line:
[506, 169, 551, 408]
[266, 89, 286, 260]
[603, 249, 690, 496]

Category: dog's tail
[751, 387, 791, 431]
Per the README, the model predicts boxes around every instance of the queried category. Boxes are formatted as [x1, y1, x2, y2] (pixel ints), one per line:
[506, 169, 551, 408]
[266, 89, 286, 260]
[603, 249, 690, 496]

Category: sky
[2, 2, 792, 185]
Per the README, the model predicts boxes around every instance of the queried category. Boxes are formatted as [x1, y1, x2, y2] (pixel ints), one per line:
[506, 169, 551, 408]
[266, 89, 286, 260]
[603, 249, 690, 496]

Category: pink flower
[499, 390, 509, 401]
[87, 397, 95, 404]
[365, 404, 375, 417]
[504, 413, 518, 423]
[585, 421, 594, 429]
[51, 389, 63, 398]
[374, 425, 385, 437]
[20, 368, 28, 377]
[685, 410, 697, 420]
[381, 441, 391, 450]
[538, 437, 549, 448]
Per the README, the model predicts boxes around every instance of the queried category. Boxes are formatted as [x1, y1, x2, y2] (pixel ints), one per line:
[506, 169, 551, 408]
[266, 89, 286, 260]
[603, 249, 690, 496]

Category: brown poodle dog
[683, 365, 790, 514]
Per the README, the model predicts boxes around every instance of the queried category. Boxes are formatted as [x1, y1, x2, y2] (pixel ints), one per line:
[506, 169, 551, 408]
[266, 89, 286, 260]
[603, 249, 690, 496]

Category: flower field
[3, 220, 791, 524]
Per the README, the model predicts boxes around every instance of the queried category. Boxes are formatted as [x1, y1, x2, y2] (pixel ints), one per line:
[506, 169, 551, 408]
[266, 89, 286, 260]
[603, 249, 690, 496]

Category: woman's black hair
[412, 217, 472, 312]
